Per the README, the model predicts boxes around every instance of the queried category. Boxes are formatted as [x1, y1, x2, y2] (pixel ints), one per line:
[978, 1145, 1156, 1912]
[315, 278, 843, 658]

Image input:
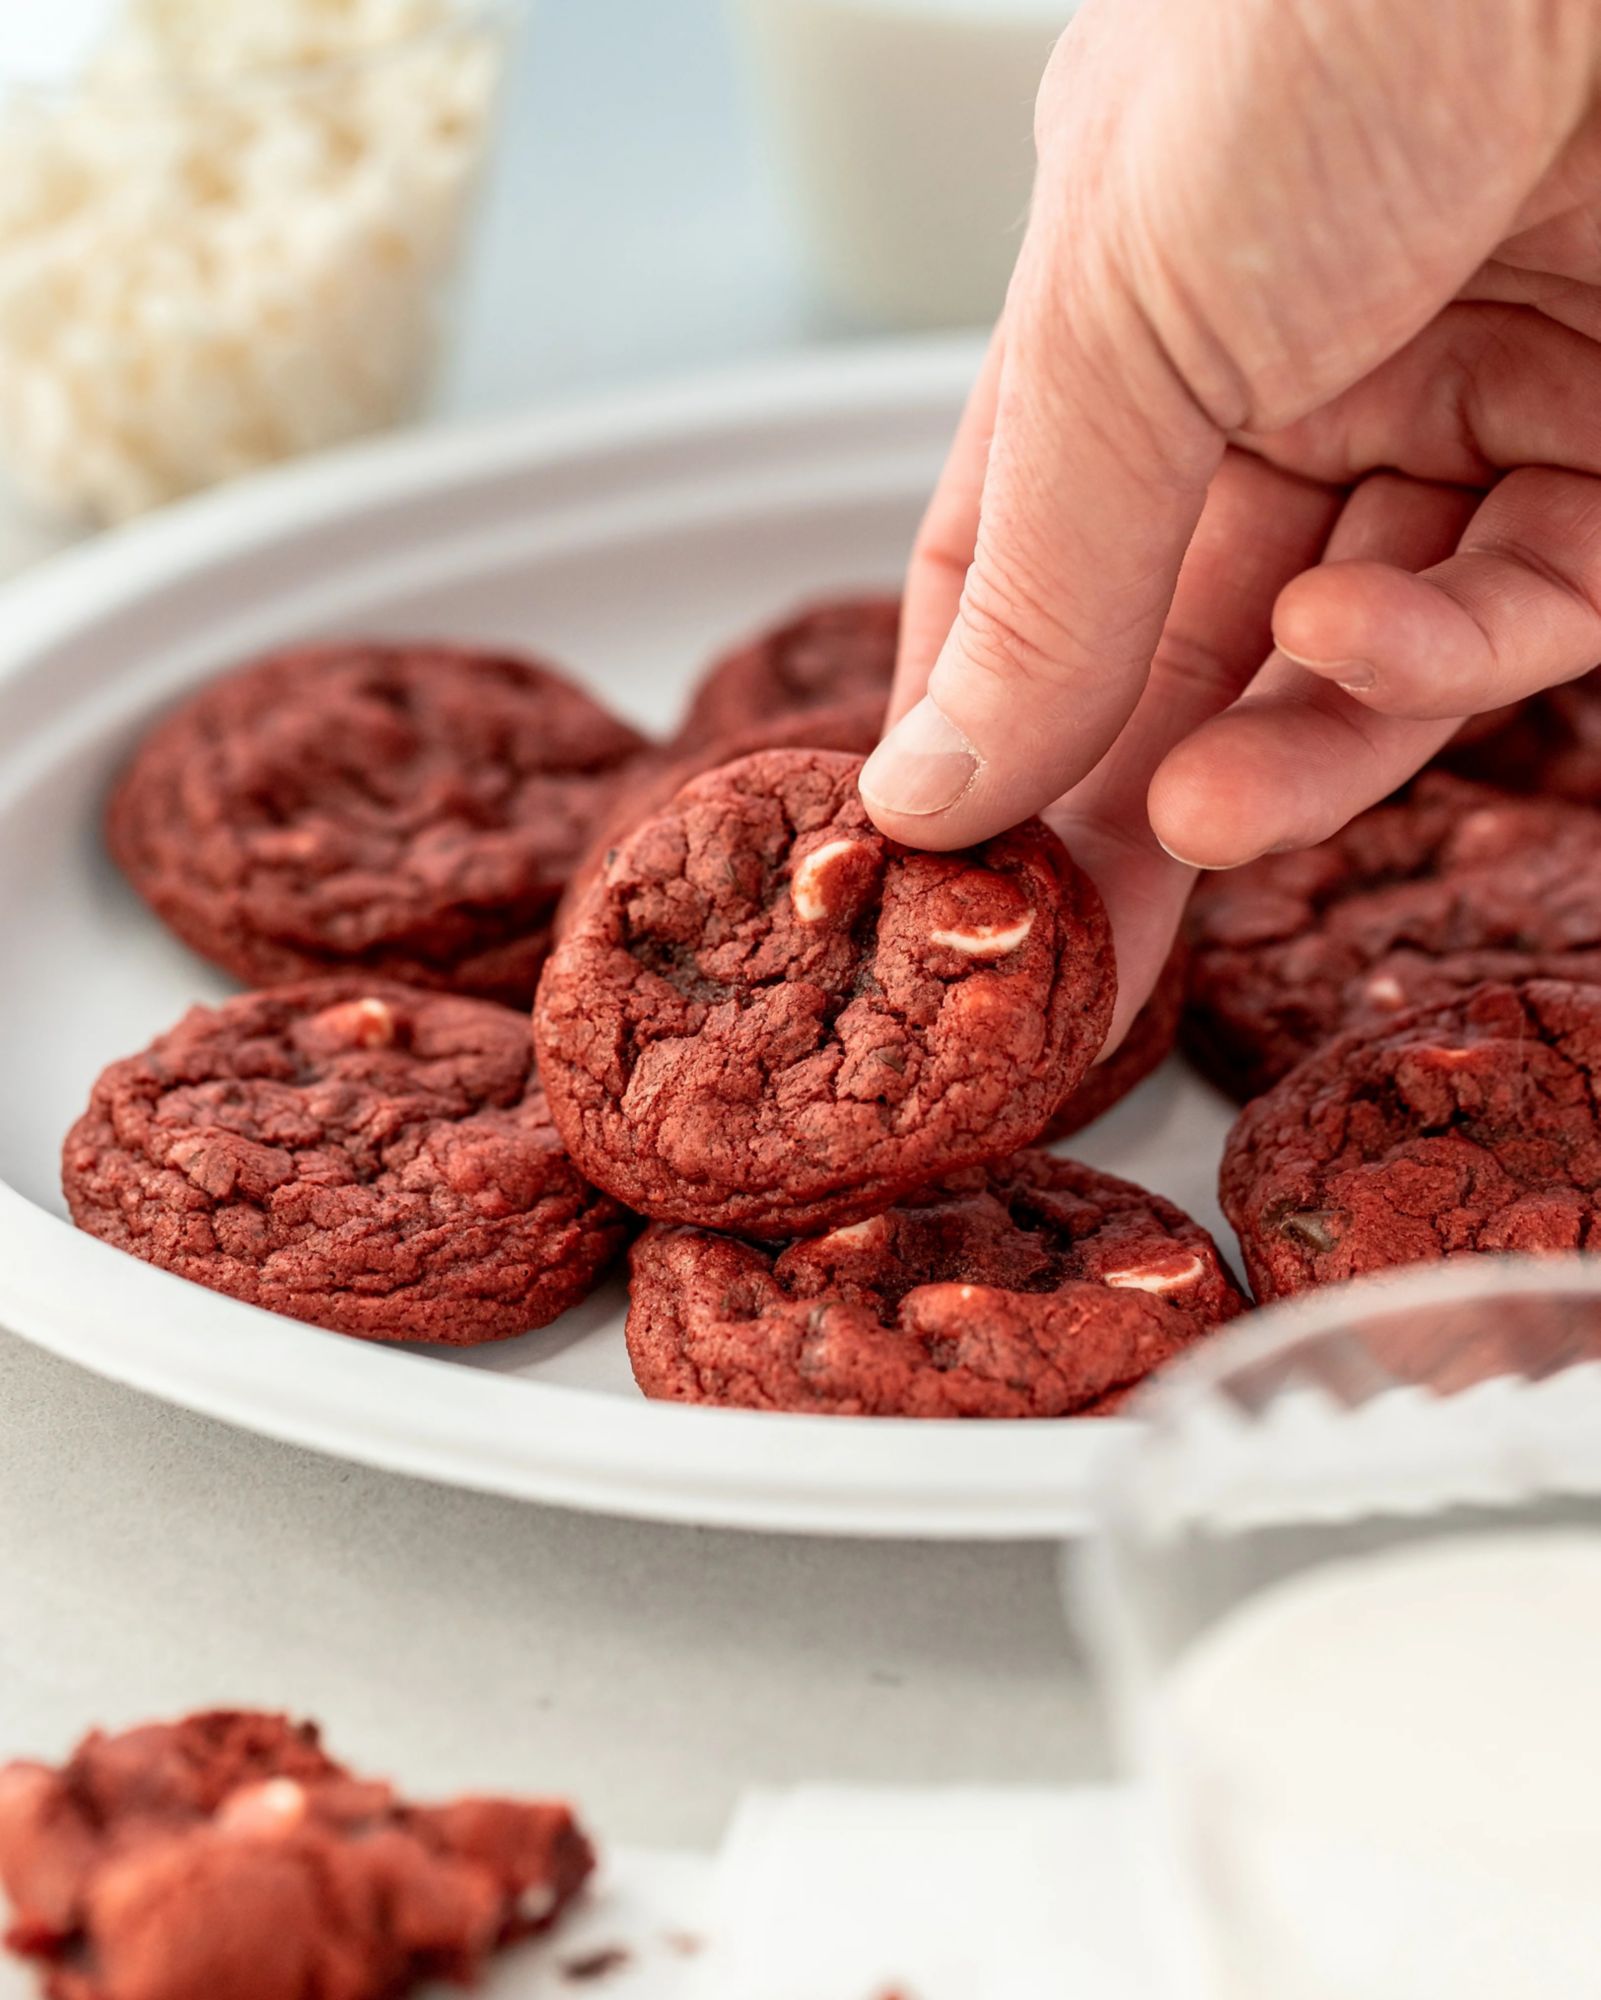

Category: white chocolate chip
[1416, 1044, 1478, 1068]
[820, 1215, 885, 1248]
[1102, 1253, 1207, 1294]
[791, 838, 867, 923]
[929, 911, 1035, 958]
[218, 1778, 307, 1836]
[1365, 974, 1406, 1010]
[315, 997, 397, 1048]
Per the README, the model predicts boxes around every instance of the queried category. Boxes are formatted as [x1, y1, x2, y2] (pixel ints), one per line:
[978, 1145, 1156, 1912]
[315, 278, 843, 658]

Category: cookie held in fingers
[0, 1710, 593, 2000]
[536, 749, 1115, 1236]
[626, 1153, 1244, 1417]
[63, 978, 630, 1344]
[672, 594, 899, 750]
[1219, 977, 1601, 1303]
[108, 640, 650, 1007]
[1184, 778, 1601, 1102]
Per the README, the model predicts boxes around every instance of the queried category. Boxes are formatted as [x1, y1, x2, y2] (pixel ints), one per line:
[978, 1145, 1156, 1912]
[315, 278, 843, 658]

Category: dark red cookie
[63, 978, 629, 1344]
[1184, 778, 1601, 1102]
[1045, 943, 1187, 1140]
[108, 641, 650, 1007]
[0, 1710, 592, 2000]
[626, 1152, 1243, 1416]
[672, 596, 898, 750]
[536, 749, 1114, 1236]
[1220, 977, 1601, 1302]
[556, 694, 886, 937]
[1436, 666, 1601, 801]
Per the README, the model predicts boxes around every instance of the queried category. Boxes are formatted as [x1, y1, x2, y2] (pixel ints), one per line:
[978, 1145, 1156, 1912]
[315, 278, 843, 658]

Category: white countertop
[0, 0, 1110, 1850]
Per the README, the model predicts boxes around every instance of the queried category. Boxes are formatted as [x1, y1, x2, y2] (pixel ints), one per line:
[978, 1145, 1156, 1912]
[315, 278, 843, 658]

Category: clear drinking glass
[1071, 1256, 1601, 2000]
[0, 0, 522, 525]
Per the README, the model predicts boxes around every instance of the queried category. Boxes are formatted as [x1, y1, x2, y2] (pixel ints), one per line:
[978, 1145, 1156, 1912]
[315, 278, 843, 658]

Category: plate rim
[0, 332, 1138, 1541]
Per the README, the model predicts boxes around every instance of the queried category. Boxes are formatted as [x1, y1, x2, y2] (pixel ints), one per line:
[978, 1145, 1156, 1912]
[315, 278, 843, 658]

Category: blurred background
[0, 0, 1067, 574]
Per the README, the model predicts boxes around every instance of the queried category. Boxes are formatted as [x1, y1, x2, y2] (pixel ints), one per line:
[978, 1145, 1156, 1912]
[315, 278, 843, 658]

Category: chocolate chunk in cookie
[536, 749, 1114, 1236]
[1220, 977, 1601, 1301]
[0, 1710, 592, 2000]
[672, 596, 898, 750]
[108, 641, 650, 1006]
[63, 978, 630, 1344]
[627, 1152, 1243, 1416]
[1184, 778, 1601, 1101]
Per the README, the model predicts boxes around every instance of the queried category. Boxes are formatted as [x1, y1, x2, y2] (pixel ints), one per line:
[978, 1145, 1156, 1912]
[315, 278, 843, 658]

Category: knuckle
[954, 564, 1084, 697]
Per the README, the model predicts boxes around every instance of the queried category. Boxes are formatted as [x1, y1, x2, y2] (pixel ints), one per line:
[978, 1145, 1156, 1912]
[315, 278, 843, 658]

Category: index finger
[860, 220, 1222, 850]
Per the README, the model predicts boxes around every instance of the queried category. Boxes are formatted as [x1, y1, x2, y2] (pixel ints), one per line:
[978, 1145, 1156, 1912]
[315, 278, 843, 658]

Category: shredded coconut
[0, 0, 504, 520]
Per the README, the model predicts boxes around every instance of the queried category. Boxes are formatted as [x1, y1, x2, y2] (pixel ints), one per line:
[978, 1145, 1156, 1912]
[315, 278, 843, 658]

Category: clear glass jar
[1072, 1256, 1601, 2000]
[0, 0, 522, 524]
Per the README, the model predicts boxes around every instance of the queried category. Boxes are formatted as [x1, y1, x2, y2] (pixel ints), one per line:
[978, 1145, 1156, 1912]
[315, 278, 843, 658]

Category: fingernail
[860, 697, 980, 817]
[1155, 833, 1266, 871]
[1279, 645, 1376, 692]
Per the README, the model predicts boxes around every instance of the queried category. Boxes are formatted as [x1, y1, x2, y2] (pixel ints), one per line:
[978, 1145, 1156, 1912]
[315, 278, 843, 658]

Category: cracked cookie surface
[627, 1152, 1243, 1416]
[672, 595, 898, 750]
[557, 693, 886, 936]
[0, 1710, 592, 2000]
[63, 978, 629, 1343]
[535, 749, 1114, 1235]
[1220, 978, 1601, 1302]
[1185, 779, 1601, 1101]
[109, 641, 649, 1006]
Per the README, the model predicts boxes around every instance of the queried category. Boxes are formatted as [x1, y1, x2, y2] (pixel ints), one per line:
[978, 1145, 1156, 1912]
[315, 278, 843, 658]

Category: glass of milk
[727, 0, 1077, 330]
[1072, 1255, 1601, 2000]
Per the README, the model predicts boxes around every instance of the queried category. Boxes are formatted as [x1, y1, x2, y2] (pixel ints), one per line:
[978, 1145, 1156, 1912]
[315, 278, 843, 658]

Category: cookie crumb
[561, 1944, 633, 1981]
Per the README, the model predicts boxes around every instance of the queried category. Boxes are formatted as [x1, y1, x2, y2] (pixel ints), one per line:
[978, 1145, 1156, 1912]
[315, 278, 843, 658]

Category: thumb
[859, 227, 1221, 850]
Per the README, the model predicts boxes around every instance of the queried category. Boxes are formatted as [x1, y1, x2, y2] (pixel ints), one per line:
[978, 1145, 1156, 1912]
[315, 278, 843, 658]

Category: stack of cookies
[65, 599, 1244, 1419]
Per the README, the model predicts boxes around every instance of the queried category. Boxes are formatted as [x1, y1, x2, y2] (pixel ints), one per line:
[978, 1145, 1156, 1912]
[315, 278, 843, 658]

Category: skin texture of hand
[859, 0, 1601, 1045]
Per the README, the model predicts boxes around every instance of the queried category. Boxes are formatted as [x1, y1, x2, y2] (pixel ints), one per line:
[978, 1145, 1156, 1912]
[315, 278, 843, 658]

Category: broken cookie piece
[0, 1710, 594, 2000]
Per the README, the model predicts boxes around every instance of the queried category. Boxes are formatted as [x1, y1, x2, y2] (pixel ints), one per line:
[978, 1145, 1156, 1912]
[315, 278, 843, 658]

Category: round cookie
[672, 595, 898, 750]
[1183, 778, 1601, 1102]
[556, 693, 886, 937]
[1045, 942, 1187, 1140]
[108, 641, 650, 1007]
[1220, 977, 1601, 1302]
[626, 1153, 1244, 1417]
[1436, 666, 1601, 801]
[63, 978, 630, 1344]
[535, 749, 1115, 1236]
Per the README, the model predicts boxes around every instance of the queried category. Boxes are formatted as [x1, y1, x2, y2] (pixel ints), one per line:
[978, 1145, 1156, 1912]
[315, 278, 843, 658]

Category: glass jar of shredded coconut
[0, 0, 517, 523]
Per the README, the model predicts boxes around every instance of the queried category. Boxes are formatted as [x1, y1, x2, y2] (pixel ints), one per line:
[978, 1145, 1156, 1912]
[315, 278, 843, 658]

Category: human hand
[859, 0, 1601, 1044]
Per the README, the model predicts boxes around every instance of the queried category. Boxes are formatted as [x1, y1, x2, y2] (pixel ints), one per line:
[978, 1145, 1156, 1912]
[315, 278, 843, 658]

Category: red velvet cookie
[536, 750, 1114, 1235]
[1045, 943, 1187, 1140]
[1436, 666, 1601, 801]
[672, 595, 898, 750]
[556, 693, 886, 937]
[1184, 779, 1601, 1101]
[108, 641, 650, 1007]
[626, 1153, 1243, 1416]
[1220, 978, 1601, 1302]
[63, 979, 629, 1344]
[0, 1710, 593, 2000]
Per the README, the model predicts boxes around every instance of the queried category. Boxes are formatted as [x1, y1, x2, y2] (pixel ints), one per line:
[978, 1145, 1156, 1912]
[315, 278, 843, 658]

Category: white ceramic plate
[0, 338, 1241, 1538]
